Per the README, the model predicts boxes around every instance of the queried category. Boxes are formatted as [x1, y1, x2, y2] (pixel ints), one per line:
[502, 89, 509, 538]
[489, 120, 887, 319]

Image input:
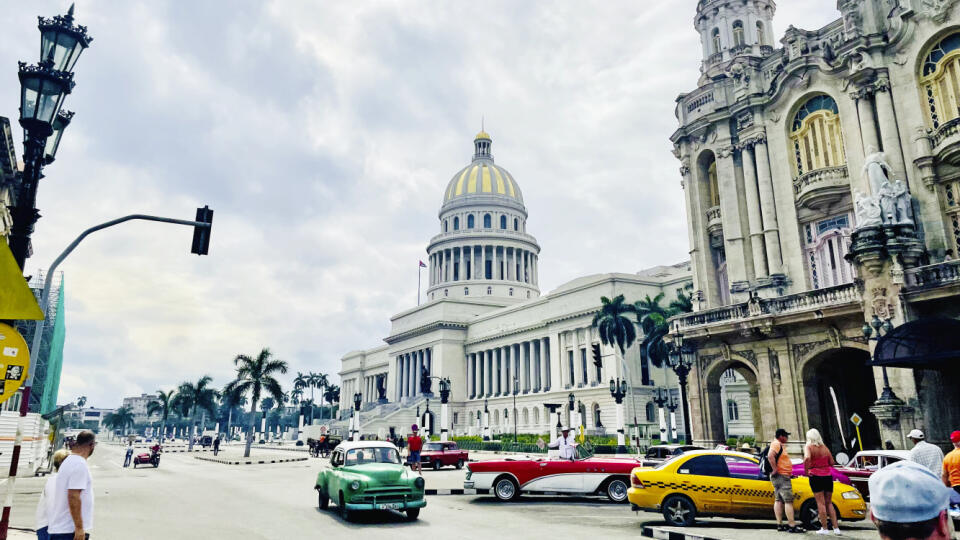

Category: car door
[723, 455, 770, 516]
[528, 458, 584, 492]
[674, 455, 732, 514]
[847, 454, 876, 496]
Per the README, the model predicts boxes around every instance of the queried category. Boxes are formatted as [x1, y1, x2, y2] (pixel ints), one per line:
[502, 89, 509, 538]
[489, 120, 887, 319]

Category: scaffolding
[14, 271, 65, 415]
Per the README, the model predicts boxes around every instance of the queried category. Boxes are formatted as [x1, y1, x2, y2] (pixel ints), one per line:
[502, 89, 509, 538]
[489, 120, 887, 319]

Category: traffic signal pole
[0, 212, 211, 539]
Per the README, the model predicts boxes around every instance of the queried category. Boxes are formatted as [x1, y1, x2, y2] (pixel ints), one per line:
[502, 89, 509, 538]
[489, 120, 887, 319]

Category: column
[753, 138, 783, 274]
[399, 356, 405, 399]
[495, 349, 502, 396]
[487, 350, 494, 397]
[874, 78, 907, 182]
[854, 89, 881, 156]
[409, 352, 416, 397]
[541, 337, 551, 391]
[469, 245, 475, 280]
[521, 250, 527, 283]
[475, 352, 482, 398]
[504, 345, 511, 394]
[533, 340, 541, 391]
[572, 329, 581, 388]
[716, 146, 749, 288]
[524, 342, 532, 392]
[741, 145, 769, 277]
[493, 246, 499, 280]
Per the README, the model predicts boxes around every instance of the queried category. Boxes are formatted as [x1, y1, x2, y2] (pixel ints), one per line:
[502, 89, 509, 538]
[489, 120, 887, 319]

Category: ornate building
[671, 0, 960, 452]
[337, 132, 692, 443]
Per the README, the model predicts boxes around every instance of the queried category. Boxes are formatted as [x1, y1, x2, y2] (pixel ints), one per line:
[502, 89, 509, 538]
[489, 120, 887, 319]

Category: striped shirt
[909, 440, 944, 475]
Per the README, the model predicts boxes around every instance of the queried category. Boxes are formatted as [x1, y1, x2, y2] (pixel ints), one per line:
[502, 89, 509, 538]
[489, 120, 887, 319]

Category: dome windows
[453, 217, 460, 230]
[444, 220, 449, 233]
[500, 215, 507, 229]
[468, 215, 475, 229]
[711, 28, 721, 54]
[483, 214, 492, 228]
[733, 21, 745, 48]
[464, 287, 469, 296]
[514, 218, 519, 231]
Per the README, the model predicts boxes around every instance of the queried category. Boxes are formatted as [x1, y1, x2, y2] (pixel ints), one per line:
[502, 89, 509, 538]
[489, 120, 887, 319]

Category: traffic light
[592, 343, 602, 368]
[191, 205, 213, 255]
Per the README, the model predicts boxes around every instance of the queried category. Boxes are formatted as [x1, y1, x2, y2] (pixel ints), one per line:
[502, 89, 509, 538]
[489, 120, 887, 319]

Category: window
[483, 214, 492, 228]
[464, 287, 469, 296]
[533, 408, 539, 424]
[580, 349, 588, 384]
[732, 20, 744, 47]
[920, 32, 960, 129]
[500, 215, 507, 229]
[790, 94, 846, 177]
[453, 413, 458, 424]
[757, 21, 766, 46]
[514, 218, 519, 231]
[331, 449, 344, 467]
[707, 160, 720, 207]
[679, 455, 729, 477]
[724, 456, 760, 480]
[444, 289, 449, 297]
[711, 28, 721, 54]
[526, 291, 531, 298]
[567, 351, 575, 386]
[467, 214, 475, 229]
[522, 409, 529, 425]
[487, 286, 492, 295]
[804, 214, 854, 289]
[645, 402, 656, 423]
[727, 399, 739, 421]
[444, 220, 449, 233]
[509, 288, 514, 296]
[453, 217, 460, 230]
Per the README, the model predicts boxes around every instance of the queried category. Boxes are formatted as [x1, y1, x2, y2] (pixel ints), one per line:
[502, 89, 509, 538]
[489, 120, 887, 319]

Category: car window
[424, 443, 443, 452]
[882, 456, 901, 467]
[345, 447, 401, 466]
[331, 450, 343, 467]
[857, 455, 879, 470]
[678, 455, 729, 477]
[724, 456, 760, 480]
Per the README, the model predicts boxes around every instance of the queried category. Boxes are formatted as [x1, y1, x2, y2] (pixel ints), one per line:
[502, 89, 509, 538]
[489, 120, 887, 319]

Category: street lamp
[352, 392, 362, 442]
[513, 376, 520, 444]
[438, 377, 451, 442]
[43, 109, 73, 164]
[862, 315, 900, 402]
[482, 398, 490, 441]
[667, 326, 696, 444]
[609, 378, 628, 450]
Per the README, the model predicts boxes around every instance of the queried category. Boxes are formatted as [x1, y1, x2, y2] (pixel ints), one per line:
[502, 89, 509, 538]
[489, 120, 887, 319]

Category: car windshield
[344, 447, 401, 466]
[423, 443, 443, 451]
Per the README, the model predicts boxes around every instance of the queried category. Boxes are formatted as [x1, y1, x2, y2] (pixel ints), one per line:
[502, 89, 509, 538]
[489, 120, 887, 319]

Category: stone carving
[892, 181, 914, 224]
[736, 111, 754, 132]
[736, 349, 758, 368]
[843, 10, 862, 38]
[792, 339, 831, 361]
[856, 150, 915, 227]
[917, 0, 959, 22]
[419, 364, 432, 394]
[855, 190, 883, 227]
[699, 353, 723, 371]
[890, 257, 905, 285]
[871, 287, 895, 319]
[827, 326, 843, 348]
[720, 342, 732, 362]
[376, 375, 387, 401]
[768, 349, 782, 386]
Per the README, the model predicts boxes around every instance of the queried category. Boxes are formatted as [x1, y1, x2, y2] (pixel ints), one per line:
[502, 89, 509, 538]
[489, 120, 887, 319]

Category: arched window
[509, 288, 514, 296]
[711, 28, 721, 54]
[453, 217, 460, 230]
[444, 289, 449, 297]
[444, 220, 448, 233]
[756, 21, 766, 46]
[533, 407, 539, 425]
[727, 399, 739, 421]
[732, 21, 744, 47]
[790, 94, 846, 178]
[483, 214, 491, 228]
[494, 410, 500, 425]
[592, 403, 601, 428]
[522, 409, 529, 425]
[467, 214, 475, 229]
[645, 402, 656, 423]
[500, 215, 507, 229]
[464, 287, 469, 296]
[804, 214, 854, 289]
[707, 160, 720, 206]
[514, 218, 519, 231]
[919, 33, 960, 129]
[486, 286, 492, 295]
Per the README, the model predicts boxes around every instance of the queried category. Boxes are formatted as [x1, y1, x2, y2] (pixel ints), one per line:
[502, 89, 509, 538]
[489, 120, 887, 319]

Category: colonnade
[361, 373, 386, 403]
[429, 245, 538, 287]
[467, 337, 551, 399]
[395, 347, 432, 400]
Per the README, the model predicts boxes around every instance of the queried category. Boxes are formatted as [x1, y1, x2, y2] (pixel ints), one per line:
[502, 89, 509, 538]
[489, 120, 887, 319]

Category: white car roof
[853, 450, 910, 459]
[337, 441, 398, 451]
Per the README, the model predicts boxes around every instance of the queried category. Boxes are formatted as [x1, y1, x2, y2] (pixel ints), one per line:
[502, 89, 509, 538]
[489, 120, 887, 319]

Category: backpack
[760, 443, 784, 479]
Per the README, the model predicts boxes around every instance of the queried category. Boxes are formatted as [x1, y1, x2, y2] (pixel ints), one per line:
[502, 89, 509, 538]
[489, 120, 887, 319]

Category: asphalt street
[2, 444, 885, 540]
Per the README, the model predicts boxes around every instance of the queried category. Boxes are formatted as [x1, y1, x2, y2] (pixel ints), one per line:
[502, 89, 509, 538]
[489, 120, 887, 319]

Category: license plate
[378, 503, 402, 510]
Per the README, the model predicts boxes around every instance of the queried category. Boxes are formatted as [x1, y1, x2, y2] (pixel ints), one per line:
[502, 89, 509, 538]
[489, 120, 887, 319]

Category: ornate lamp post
[351, 392, 362, 442]
[482, 398, 491, 441]
[438, 377, 451, 442]
[667, 326, 696, 444]
[512, 376, 519, 443]
[9, 5, 92, 270]
[862, 315, 907, 428]
[666, 393, 680, 443]
[652, 387, 670, 443]
[609, 378, 628, 451]
[567, 392, 575, 429]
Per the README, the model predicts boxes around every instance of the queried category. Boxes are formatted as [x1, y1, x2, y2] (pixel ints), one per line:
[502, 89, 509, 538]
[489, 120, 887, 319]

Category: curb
[424, 488, 490, 496]
[641, 526, 725, 540]
[194, 456, 308, 466]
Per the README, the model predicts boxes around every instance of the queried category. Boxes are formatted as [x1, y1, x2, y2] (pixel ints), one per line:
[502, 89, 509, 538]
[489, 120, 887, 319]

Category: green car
[315, 441, 426, 521]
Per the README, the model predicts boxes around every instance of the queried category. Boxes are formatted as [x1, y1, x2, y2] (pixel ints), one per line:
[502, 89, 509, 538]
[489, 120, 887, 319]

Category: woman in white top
[35, 449, 71, 540]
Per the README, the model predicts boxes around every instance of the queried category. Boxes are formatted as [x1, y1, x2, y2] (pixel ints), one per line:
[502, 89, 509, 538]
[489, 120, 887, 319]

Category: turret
[695, 0, 776, 70]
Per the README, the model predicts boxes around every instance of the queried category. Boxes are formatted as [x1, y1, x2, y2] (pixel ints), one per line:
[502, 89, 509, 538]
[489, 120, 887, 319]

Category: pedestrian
[907, 429, 944, 476]
[47, 430, 96, 540]
[122, 442, 133, 468]
[869, 460, 952, 540]
[768, 428, 802, 533]
[35, 449, 71, 540]
[407, 425, 423, 475]
[547, 427, 577, 460]
[803, 428, 840, 535]
[943, 430, 960, 497]
[212, 436, 220, 457]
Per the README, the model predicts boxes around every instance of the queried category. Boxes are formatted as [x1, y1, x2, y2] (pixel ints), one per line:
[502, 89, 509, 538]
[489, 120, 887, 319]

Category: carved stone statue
[856, 149, 915, 227]
[419, 365, 432, 394]
[879, 180, 898, 224]
[863, 148, 894, 195]
[892, 180, 915, 224]
[855, 190, 882, 227]
[376, 375, 387, 401]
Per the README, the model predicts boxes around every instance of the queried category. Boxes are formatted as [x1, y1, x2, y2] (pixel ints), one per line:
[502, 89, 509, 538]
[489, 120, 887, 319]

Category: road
[3, 444, 882, 540]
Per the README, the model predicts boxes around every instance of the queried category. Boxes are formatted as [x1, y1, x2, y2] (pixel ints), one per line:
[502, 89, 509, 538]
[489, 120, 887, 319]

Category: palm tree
[224, 347, 288, 458]
[314, 373, 329, 420]
[75, 395, 87, 429]
[176, 376, 219, 450]
[306, 372, 322, 422]
[110, 406, 136, 435]
[634, 293, 672, 382]
[323, 384, 340, 419]
[147, 389, 175, 442]
[591, 295, 638, 354]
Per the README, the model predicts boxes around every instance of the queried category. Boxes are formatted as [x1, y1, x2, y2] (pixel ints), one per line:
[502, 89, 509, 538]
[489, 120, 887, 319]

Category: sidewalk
[641, 518, 878, 540]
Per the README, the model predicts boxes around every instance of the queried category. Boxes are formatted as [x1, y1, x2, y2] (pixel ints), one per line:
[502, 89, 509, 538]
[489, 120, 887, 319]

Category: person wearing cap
[769, 428, 802, 533]
[870, 460, 952, 540]
[943, 430, 960, 497]
[407, 425, 424, 476]
[548, 427, 577, 461]
[907, 429, 944, 476]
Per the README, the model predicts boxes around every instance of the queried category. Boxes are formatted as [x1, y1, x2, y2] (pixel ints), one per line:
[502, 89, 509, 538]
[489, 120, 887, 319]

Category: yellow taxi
[627, 450, 867, 528]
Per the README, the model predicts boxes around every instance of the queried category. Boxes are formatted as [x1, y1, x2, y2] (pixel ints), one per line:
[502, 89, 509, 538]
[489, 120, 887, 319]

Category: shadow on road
[314, 505, 423, 527]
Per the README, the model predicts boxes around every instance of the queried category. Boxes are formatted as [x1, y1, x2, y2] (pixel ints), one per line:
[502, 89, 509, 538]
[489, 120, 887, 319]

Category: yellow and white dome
[442, 132, 524, 205]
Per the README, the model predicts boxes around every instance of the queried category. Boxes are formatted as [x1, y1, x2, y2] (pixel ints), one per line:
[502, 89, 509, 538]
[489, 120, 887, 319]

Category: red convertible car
[464, 450, 639, 502]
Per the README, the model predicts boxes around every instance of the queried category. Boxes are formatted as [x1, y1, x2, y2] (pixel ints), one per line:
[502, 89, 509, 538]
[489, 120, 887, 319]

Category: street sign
[850, 413, 862, 426]
[0, 242, 43, 320]
[0, 324, 30, 406]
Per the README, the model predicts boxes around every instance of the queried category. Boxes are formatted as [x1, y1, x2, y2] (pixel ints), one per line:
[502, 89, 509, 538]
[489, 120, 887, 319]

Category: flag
[418, 260, 427, 268]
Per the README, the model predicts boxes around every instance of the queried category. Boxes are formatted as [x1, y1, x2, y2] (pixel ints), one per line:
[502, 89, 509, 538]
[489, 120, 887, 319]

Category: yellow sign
[0, 324, 30, 405]
[0, 241, 43, 320]
[850, 413, 862, 426]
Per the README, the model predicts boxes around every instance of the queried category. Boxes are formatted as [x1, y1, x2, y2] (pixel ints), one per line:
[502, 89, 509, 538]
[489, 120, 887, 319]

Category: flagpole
[417, 265, 422, 306]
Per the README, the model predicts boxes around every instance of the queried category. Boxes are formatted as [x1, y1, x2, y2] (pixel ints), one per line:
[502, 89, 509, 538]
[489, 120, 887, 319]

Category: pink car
[725, 456, 852, 485]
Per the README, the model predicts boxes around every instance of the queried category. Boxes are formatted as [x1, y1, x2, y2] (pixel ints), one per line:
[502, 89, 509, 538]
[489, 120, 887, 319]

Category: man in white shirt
[548, 427, 577, 460]
[908, 429, 945, 476]
[48, 430, 96, 540]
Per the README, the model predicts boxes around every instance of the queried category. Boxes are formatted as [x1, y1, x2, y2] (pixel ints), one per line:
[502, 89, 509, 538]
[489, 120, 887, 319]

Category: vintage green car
[315, 441, 426, 521]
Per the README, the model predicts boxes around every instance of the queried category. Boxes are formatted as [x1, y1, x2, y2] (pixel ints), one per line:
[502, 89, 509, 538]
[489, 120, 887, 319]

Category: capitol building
[334, 132, 699, 443]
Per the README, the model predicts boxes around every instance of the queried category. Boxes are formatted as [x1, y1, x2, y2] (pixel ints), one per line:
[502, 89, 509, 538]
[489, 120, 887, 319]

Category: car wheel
[406, 508, 420, 521]
[605, 477, 629, 503]
[800, 500, 819, 530]
[493, 476, 519, 501]
[317, 489, 328, 510]
[432, 460, 442, 471]
[661, 495, 696, 526]
[338, 492, 351, 521]
[456, 459, 464, 470]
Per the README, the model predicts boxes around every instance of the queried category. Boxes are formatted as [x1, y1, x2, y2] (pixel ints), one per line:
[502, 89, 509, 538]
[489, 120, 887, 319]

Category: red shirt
[407, 435, 423, 452]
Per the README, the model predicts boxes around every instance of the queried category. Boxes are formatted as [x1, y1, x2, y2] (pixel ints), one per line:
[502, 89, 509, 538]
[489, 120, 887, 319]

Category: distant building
[65, 407, 113, 432]
[122, 393, 158, 424]
[0, 117, 17, 240]
[12, 272, 66, 415]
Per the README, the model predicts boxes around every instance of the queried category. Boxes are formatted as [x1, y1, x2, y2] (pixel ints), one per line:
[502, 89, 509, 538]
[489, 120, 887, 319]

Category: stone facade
[672, 0, 960, 452]
[0, 118, 18, 240]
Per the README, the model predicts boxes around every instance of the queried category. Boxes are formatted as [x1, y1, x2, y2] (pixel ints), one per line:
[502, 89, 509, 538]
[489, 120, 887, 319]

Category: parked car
[420, 441, 468, 470]
[833, 450, 909, 499]
[464, 446, 640, 502]
[627, 450, 867, 529]
[315, 441, 426, 521]
[640, 445, 704, 466]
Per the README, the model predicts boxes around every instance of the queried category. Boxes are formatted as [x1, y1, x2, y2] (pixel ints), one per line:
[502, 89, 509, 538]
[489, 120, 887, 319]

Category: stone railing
[793, 165, 848, 195]
[904, 259, 960, 290]
[931, 117, 960, 149]
[705, 52, 724, 67]
[730, 44, 753, 57]
[673, 283, 861, 331]
[685, 87, 716, 113]
[759, 45, 775, 56]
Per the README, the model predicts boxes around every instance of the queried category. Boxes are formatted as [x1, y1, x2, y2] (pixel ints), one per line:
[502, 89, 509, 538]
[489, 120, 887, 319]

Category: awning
[869, 317, 960, 368]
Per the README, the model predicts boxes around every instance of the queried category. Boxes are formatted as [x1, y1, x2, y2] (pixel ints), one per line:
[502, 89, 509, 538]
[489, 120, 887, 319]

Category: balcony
[759, 45, 774, 56]
[730, 44, 753, 57]
[793, 165, 850, 211]
[931, 118, 960, 166]
[673, 283, 862, 335]
[705, 205, 723, 248]
[904, 260, 960, 295]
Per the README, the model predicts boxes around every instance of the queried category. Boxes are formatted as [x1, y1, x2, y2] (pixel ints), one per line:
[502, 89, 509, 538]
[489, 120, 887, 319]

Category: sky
[0, 0, 841, 410]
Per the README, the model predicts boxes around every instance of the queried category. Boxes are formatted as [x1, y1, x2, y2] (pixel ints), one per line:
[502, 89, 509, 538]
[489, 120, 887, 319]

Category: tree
[323, 384, 340, 418]
[147, 389, 175, 442]
[591, 295, 637, 354]
[634, 293, 671, 381]
[261, 397, 275, 413]
[175, 376, 219, 450]
[107, 406, 135, 435]
[314, 373, 329, 420]
[224, 347, 288, 458]
[221, 385, 247, 438]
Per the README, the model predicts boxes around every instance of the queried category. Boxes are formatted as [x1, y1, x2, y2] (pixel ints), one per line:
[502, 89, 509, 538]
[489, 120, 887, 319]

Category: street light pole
[438, 378, 450, 442]
[513, 376, 519, 444]
[352, 392, 362, 442]
[667, 326, 695, 445]
[609, 378, 627, 451]
[482, 399, 490, 441]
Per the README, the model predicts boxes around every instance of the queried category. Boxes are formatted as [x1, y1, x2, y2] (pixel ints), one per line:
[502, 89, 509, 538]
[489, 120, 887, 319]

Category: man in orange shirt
[943, 430, 960, 500]
[769, 428, 802, 533]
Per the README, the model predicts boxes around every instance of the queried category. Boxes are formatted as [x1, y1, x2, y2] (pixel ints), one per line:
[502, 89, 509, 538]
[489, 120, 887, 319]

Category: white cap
[869, 460, 950, 522]
[907, 429, 925, 440]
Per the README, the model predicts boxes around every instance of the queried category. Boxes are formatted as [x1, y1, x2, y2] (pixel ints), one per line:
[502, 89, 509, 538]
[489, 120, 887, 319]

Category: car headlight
[350, 480, 361, 491]
[841, 491, 861, 499]
[414, 477, 425, 489]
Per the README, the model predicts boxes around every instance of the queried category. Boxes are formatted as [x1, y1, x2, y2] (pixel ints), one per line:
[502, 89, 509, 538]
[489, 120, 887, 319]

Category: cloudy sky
[0, 1, 840, 409]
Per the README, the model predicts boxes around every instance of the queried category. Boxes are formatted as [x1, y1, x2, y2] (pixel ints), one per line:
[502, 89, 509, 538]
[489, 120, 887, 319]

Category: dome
[443, 132, 524, 205]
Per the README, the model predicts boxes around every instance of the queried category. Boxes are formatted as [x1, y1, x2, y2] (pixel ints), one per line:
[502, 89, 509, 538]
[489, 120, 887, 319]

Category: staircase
[337, 396, 433, 439]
